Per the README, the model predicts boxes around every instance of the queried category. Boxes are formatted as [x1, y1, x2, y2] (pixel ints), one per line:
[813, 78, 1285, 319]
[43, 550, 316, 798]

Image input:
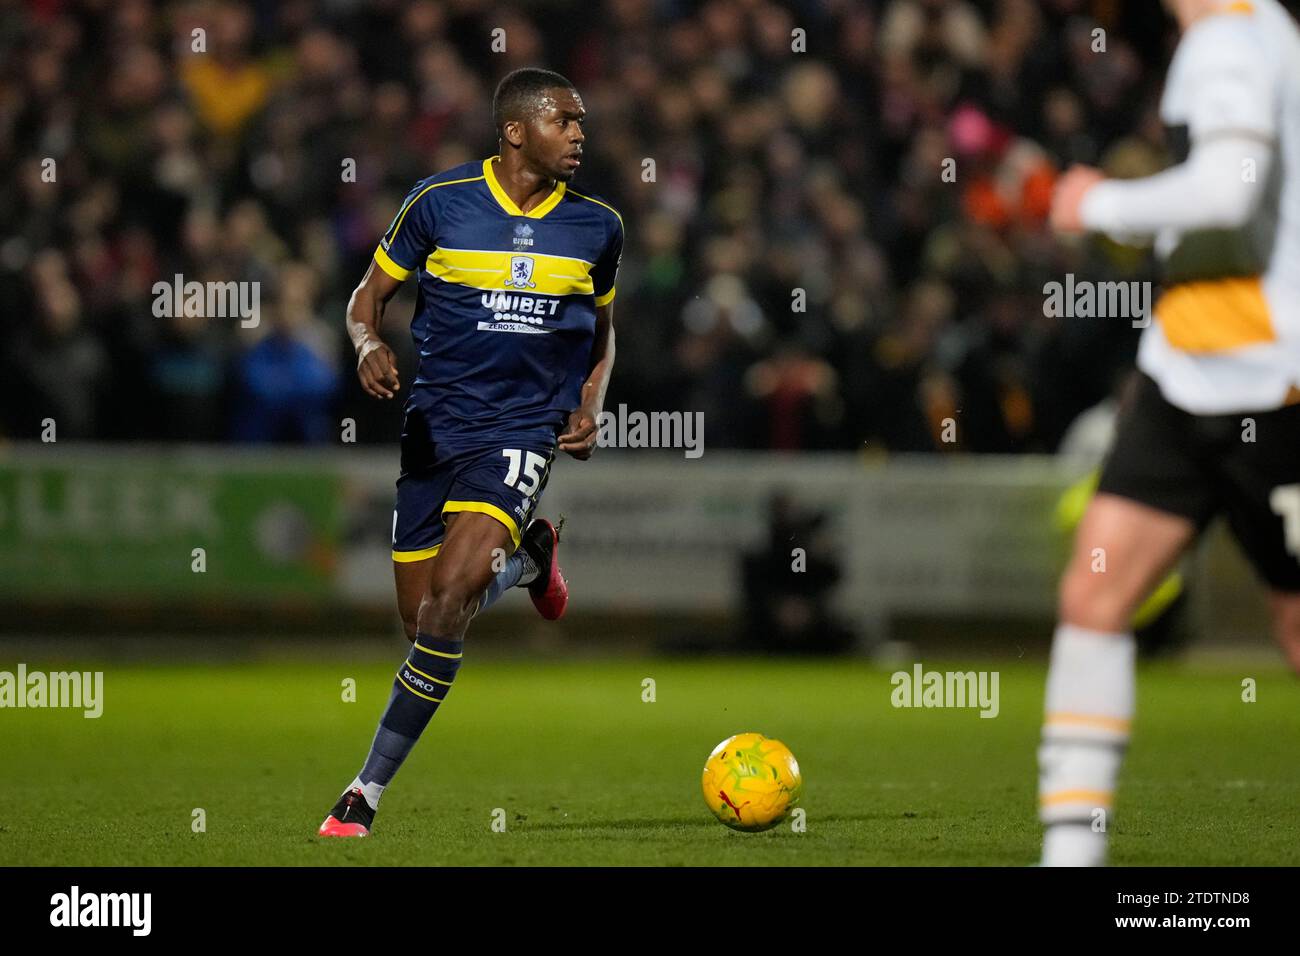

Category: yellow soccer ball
[701, 732, 802, 831]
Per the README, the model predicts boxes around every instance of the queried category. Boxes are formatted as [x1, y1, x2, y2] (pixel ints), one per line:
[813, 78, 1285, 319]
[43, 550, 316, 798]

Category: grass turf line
[1, 658, 1295, 866]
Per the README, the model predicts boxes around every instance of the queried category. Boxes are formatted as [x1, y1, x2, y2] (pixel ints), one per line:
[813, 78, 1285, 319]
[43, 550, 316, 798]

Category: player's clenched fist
[1049, 164, 1104, 234]
[558, 407, 600, 460]
[356, 337, 400, 399]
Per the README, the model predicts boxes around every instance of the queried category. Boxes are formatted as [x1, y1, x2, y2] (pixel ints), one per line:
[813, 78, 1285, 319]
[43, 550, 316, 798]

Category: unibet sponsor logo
[478, 292, 557, 334]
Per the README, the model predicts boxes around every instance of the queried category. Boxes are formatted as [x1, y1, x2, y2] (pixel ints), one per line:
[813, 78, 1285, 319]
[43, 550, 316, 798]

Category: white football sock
[1038, 623, 1135, 866]
[1042, 823, 1107, 868]
[516, 547, 540, 587]
[348, 776, 385, 811]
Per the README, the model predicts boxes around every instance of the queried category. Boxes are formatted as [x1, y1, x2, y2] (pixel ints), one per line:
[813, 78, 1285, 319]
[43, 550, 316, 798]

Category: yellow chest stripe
[1155, 276, 1275, 353]
[425, 247, 594, 296]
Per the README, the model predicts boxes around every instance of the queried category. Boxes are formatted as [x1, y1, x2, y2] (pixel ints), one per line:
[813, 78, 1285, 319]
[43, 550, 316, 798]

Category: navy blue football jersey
[374, 156, 623, 453]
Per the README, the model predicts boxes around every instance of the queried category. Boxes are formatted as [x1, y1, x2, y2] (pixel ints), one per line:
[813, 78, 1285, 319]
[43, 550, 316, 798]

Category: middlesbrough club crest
[506, 255, 536, 289]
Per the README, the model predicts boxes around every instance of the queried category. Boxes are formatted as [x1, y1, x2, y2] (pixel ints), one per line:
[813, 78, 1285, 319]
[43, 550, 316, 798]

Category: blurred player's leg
[1039, 494, 1196, 866]
[1216, 402, 1300, 676]
[1268, 592, 1300, 675]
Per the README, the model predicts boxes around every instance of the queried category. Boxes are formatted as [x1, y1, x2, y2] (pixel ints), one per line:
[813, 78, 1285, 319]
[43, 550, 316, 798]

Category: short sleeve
[1183, 19, 1276, 143]
[375, 181, 438, 281]
[591, 217, 623, 307]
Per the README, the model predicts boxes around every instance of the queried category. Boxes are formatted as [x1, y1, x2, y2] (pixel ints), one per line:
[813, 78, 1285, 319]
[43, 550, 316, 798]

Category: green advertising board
[0, 448, 342, 599]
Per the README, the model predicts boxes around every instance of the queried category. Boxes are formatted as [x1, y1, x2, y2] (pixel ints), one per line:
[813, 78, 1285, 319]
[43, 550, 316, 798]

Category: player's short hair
[492, 68, 576, 138]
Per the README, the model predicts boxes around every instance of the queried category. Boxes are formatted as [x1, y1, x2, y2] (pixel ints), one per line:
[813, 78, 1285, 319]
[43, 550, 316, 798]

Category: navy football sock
[349, 634, 464, 808]
[473, 549, 535, 617]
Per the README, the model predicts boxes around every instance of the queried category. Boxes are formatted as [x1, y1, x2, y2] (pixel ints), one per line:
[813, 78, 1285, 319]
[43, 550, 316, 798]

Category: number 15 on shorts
[502, 449, 546, 496]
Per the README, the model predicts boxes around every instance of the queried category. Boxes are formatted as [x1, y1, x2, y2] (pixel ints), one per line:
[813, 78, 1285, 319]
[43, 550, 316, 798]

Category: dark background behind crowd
[3, 0, 1283, 452]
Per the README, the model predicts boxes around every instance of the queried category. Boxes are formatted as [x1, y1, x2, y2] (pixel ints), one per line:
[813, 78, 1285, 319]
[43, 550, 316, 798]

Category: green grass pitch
[3, 655, 1297, 865]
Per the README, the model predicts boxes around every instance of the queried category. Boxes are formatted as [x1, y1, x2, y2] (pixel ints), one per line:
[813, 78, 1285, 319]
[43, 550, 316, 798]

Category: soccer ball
[701, 732, 802, 831]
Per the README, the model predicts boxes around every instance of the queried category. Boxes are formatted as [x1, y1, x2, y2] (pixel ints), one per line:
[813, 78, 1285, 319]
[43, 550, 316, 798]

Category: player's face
[525, 87, 586, 182]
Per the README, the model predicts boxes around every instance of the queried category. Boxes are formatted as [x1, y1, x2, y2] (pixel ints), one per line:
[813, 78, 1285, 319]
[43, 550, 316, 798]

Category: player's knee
[419, 579, 478, 636]
[1058, 558, 1130, 633]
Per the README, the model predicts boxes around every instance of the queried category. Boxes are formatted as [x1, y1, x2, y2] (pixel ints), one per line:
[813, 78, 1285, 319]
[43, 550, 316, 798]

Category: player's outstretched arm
[1050, 135, 1274, 237]
[1052, 16, 1277, 240]
[346, 260, 404, 399]
[559, 301, 616, 460]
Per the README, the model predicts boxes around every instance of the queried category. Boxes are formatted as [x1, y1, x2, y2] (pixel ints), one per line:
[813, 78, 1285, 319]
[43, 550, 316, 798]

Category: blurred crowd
[1, 0, 1196, 451]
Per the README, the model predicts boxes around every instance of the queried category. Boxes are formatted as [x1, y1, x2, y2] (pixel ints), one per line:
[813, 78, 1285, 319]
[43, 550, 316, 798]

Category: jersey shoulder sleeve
[1174, 12, 1277, 143]
[569, 189, 624, 306]
[375, 163, 483, 281]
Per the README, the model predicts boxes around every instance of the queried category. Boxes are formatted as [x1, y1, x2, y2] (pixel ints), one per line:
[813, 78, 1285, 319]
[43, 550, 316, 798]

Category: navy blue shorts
[392, 405, 556, 563]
